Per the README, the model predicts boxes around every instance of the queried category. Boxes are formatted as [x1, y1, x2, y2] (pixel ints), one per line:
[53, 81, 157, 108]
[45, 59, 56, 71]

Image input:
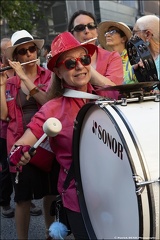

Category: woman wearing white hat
[0, 30, 59, 240]
[98, 21, 138, 84]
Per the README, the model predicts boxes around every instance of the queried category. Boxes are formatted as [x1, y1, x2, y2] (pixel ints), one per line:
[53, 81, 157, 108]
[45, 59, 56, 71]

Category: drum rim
[73, 102, 97, 239]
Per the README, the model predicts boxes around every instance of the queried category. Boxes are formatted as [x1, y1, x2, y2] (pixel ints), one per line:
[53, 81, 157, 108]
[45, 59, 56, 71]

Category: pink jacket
[96, 47, 123, 85]
[28, 83, 96, 212]
[6, 65, 51, 153]
[95, 47, 123, 99]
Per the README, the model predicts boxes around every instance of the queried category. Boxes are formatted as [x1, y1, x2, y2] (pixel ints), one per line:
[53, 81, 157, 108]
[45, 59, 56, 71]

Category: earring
[145, 40, 150, 46]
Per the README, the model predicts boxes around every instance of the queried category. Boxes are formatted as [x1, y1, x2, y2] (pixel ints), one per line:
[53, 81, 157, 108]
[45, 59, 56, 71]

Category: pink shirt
[96, 47, 123, 85]
[27, 83, 97, 212]
[0, 120, 8, 139]
[6, 65, 51, 153]
[94, 47, 123, 99]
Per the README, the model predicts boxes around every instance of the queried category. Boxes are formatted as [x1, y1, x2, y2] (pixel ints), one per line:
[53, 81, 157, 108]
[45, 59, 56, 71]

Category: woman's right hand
[8, 59, 28, 81]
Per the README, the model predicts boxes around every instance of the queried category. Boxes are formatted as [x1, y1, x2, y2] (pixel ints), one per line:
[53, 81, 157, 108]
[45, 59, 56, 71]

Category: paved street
[0, 194, 74, 240]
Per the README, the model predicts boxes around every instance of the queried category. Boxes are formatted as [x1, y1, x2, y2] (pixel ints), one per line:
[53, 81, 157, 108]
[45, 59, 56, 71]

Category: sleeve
[27, 112, 45, 140]
[27, 100, 61, 139]
[36, 67, 52, 92]
[104, 51, 124, 85]
[96, 49, 124, 85]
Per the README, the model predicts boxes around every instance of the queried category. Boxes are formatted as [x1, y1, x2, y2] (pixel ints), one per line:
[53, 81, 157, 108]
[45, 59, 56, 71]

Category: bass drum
[73, 98, 159, 239]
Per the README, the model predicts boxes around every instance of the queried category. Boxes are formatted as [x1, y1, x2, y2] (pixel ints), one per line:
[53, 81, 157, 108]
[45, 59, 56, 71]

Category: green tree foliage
[1, 0, 42, 32]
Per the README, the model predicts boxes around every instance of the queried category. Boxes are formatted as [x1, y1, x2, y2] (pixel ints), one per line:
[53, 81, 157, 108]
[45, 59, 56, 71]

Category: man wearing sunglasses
[68, 10, 123, 99]
[133, 15, 160, 81]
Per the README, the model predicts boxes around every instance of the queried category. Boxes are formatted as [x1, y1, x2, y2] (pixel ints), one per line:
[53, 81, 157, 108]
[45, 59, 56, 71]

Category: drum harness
[62, 89, 101, 192]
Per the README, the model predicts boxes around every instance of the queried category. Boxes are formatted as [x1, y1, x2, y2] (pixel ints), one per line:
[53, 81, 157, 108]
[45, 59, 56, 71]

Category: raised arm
[90, 50, 123, 87]
[8, 60, 50, 105]
[90, 66, 116, 86]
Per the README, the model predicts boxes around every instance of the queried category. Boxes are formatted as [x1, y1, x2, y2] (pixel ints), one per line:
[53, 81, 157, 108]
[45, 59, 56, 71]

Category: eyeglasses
[71, 23, 97, 32]
[132, 30, 147, 36]
[16, 45, 37, 55]
[57, 54, 91, 70]
[104, 30, 120, 37]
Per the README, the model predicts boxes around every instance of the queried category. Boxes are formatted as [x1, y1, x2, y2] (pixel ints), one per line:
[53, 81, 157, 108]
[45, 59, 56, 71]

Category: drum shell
[73, 99, 159, 239]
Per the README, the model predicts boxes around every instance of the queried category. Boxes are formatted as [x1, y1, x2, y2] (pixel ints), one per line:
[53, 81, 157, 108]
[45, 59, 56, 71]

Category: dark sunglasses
[16, 45, 37, 55]
[71, 22, 97, 32]
[57, 54, 91, 70]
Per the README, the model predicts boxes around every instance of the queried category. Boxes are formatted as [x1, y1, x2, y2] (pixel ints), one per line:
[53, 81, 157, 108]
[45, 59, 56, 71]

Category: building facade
[1, 0, 159, 45]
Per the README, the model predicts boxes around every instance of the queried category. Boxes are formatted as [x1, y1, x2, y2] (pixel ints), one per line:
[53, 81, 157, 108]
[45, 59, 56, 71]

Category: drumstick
[81, 37, 97, 45]
[29, 117, 62, 156]
[0, 59, 38, 72]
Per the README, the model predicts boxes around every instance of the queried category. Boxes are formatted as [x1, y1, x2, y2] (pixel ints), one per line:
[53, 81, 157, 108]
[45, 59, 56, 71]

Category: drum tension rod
[136, 177, 160, 187]
[134, 176, 159, 194]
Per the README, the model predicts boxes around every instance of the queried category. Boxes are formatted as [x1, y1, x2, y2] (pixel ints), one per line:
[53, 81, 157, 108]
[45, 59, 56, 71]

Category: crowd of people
[0, 10, 159, 240]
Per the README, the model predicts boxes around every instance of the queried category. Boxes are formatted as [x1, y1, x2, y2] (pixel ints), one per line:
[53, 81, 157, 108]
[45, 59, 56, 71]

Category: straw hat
[47, 32, 97, 72]
[98, 21, 132, 50]
[6, 30, 44, 59]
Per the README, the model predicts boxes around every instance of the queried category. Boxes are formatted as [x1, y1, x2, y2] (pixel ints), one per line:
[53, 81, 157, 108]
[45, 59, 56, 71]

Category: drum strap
[63, 162, 74, 190]
[63, 88, 100, 190]
[63, 89, 100, 190]
[63, 88, 101, 99]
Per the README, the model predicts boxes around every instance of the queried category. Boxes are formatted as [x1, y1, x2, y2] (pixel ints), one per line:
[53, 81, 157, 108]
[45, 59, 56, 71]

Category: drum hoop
[73, 102, 97, 239]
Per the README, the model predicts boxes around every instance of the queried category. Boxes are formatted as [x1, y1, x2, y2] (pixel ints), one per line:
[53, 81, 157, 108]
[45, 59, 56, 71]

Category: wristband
[26, 87, 39, 100]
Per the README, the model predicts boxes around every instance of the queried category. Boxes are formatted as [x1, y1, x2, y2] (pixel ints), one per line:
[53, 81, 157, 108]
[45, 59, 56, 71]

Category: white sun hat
[6, 30, 44, 59]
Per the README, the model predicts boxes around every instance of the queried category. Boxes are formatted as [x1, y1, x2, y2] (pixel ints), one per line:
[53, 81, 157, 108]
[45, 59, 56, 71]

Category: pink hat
[47, 32, 97, 72]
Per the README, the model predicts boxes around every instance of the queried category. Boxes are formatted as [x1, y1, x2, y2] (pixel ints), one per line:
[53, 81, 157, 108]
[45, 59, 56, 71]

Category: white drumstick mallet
[29, 117, 62, 155]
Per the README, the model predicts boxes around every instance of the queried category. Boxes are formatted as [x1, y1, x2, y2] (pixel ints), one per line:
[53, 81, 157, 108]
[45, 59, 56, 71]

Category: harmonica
[0, 59, 38, 72]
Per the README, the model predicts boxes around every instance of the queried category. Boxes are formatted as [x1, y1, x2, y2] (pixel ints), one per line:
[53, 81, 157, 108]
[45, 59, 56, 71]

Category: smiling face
[54, 47, 91, 91]
[72, 14, 98, 44]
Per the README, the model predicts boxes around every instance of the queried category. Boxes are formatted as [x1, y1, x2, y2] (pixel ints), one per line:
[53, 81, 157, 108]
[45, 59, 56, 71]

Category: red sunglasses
[56, 54, 91, 70]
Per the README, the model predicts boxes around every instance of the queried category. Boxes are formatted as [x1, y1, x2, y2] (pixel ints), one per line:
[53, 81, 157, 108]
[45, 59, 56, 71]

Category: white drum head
[73, 101, 159, 239]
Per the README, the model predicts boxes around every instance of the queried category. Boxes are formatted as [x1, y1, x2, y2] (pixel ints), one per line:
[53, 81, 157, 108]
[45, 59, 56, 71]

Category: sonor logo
[92, 120, 123, 160]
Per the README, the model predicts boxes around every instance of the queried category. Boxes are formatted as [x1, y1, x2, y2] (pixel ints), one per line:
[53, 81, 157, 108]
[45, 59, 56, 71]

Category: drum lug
[121, 98, 127, 106]
[155, 94, 160, 102]
[133, 175, 160, 195]
[133, 175, 145, 195]
[73, 119, 78, 129]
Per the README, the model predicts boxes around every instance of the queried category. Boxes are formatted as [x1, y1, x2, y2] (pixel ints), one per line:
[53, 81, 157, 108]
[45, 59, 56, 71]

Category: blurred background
[1, 0, 159, 43]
